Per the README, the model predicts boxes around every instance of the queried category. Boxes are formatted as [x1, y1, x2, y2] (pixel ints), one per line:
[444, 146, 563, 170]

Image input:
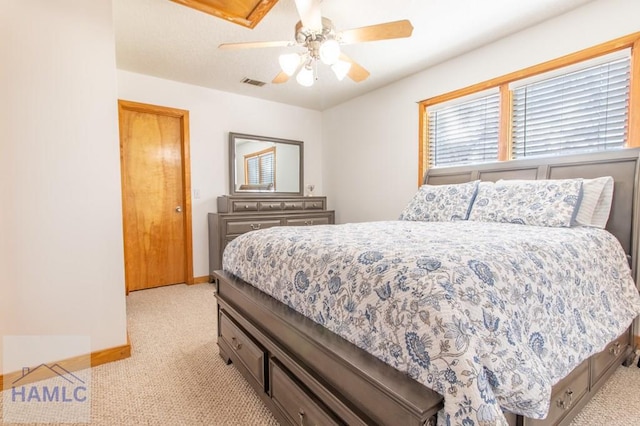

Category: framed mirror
[229, 132, 303, 196]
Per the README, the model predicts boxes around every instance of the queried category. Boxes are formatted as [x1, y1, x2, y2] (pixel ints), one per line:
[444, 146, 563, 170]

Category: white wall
[117, 71, 323, 278]
[323, 0, 640, 224]
[0, 0, 127, 371]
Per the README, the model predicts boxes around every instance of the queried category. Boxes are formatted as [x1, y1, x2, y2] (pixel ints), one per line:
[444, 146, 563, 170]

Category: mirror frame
[228, 132, 304, 197]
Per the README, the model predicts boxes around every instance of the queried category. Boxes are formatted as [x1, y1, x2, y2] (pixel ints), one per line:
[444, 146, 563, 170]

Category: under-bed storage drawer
[590, 330, 630, 386]
[219, 311, 266, 389]
[270, 359, 344, 426]
[524, 360, 589, 426]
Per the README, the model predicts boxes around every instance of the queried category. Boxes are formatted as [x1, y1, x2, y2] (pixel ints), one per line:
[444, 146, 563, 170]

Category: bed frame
[213, 149, 640, 426]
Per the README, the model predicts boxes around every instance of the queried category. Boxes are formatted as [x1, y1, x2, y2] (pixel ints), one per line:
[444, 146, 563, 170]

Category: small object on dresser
[306, 184, 315, 197]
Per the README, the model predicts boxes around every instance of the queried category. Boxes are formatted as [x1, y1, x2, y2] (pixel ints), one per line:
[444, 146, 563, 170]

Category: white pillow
[574, 176, 614, 228]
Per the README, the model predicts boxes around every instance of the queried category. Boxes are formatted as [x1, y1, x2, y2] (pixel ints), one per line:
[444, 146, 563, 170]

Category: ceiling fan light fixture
[279, 53, 301, 76]
[331, 60, 351, 81]
[319, 39, 340, 65]
[296, 66, 314, 87]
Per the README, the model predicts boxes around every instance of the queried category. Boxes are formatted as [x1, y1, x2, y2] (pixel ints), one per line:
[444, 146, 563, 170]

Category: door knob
[175, 206, 182, 212]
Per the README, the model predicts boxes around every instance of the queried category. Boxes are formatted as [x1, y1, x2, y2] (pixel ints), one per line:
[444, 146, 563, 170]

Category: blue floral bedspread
[222, 221, 640, 426]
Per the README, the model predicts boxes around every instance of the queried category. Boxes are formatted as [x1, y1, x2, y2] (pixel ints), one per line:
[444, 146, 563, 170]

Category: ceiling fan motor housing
[295, 17, 337, 59]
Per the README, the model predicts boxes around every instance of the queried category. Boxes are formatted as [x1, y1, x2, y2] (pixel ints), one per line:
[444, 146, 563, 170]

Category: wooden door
[118, 100, 193, 293]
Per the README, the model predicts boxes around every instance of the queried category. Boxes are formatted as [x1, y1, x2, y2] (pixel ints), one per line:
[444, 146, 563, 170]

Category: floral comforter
[222, 221, 640, 426]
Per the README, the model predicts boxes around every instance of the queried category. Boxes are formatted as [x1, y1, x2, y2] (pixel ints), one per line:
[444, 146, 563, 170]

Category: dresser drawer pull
[304, 220, 314, 226]
[231, 337, 242, 351]
[243, 205, 249, 209]
[422, 417, 437, 426]
[609, 342, 622, 356]
[556, 389, 573, 411]
[298, 409, 305, 426]
[250, 223, 262, 230]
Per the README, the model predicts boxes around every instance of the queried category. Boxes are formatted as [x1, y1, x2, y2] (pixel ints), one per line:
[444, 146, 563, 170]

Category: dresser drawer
[231, 201, 259, 212]
[226, 219, 281, 235]
[283, 201, 304, 210]
[285, 215, 332, 226]
[219, 311, 266, 389]
[259, 201, 284, 211]
[270, 359, 343, 426]
[591, 330, 630, 386]
[524, 360, 588, 426]
[304, 200, 324, 210]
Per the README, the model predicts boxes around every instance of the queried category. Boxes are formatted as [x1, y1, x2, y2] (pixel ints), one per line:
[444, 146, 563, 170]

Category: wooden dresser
[208, 195, 335, 280]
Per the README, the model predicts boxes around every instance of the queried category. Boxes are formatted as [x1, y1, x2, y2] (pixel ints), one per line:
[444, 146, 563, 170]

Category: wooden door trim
[118, 100, 194, 293]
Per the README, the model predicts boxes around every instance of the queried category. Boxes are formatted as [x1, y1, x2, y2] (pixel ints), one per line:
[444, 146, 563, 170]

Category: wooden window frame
[418, 31, 640, 186]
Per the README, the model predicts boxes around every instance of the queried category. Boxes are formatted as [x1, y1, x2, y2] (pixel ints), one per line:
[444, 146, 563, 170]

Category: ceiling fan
[218, 0, 414, 87]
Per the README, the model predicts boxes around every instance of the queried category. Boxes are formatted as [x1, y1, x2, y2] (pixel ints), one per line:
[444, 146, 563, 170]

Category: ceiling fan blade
[339, 53, 370, 83]
[339, 20, 414, 44]
[219, 40, 293, 50]
[294, 0, 322, 32]
[272, 71, 290, 84]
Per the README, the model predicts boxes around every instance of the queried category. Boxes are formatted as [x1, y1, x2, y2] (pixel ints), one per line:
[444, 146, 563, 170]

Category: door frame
[118, 100, 194, 294]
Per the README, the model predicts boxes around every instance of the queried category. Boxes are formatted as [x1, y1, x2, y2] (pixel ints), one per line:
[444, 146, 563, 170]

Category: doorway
[118, 100, 193, 293]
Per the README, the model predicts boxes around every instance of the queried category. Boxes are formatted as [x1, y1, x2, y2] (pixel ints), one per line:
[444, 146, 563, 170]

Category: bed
[213, 149, 640, 426]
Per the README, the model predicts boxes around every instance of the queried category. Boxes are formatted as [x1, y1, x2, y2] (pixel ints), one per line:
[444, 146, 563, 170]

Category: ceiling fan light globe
[331, 60, 351, 81]
[279, 53, 300, 76]
[296, 66, 314, 87]
[319, 39, 340, 65]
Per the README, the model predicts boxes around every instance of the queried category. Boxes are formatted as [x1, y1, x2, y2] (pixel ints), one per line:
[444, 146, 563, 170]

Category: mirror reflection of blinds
[428, 92, 500, 167]
[512, 56, 630, 158]
[260, 152, 274, 184]
[247, 157, 259, 184]
[246, 150, 275, 185]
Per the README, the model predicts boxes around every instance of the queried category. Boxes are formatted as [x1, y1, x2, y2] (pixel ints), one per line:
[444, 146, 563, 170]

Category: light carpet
[2, 283, 639, 425]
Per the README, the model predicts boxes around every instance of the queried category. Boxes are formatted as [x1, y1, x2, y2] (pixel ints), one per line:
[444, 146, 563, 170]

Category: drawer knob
[243, 205, 249, 209]
[231, 337, 242, 351]
[304, 220, 314, 226]
[556, 389, 573, 411]
[298, 409, 305, 426]
[250, 223, 262, 230]
[609, 342, 622, 356]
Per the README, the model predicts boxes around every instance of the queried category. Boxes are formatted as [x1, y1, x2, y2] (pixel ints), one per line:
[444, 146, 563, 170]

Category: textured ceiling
[113, 0, 596, 111]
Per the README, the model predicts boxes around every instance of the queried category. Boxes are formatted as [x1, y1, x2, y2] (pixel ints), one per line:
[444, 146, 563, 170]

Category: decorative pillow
[574, 176, 614, 228]
[468, 179, 583, 227]
[399, 181, 479, 222]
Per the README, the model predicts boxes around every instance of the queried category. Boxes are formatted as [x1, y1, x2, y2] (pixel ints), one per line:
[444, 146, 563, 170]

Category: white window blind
[245, 149, 275, 186]
[512, 56, 630, 158]
[247, 157, 259, 184]
[260, 152, 274, 185]
[428, 92, 500, 167]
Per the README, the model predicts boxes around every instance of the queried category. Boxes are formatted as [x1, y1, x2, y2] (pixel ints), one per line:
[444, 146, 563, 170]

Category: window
[512, 55, 630, 158]
[244, 147, 275, 188]
[428, 91, 500, 167]
[417, 32, 640, 183]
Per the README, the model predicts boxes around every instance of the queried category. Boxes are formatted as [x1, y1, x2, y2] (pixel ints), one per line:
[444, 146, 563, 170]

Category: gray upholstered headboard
[424, 149, 640, 281]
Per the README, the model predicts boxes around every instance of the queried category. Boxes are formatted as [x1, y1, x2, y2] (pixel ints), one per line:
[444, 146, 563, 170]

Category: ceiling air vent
[241, 77, 266, 87]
